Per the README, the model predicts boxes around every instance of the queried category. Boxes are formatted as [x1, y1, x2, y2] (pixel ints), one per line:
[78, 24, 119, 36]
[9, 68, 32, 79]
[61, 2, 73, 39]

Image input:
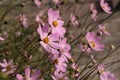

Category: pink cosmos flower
[100, 0, 112, 14]
[98, 64, 117, 80]
[86, 32, 104, 51]
[16, 66, 41, 80]
[100, 71, 117, 80]
[34, 0, 41, 8]
[90, 3, 98, 21]
[37, 24, 59, 53]
[70, 13, 78, 27]
[0, 36, 4, 41]
[52, 71, 69, 80]
[0, 59, 16, 75]
[48, 8, 66, 38]
[59, 38, 71, 62]
[19, 13, 28, 27]
[54, 56, 67, 72]
[98, 24, 110, 35]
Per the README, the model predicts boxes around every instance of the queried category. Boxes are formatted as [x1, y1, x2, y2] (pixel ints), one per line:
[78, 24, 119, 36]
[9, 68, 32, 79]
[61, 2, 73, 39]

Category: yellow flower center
[52, 21, 58, 27]
[7, 65, 11, 71]
[90, 41, 95, 48]
[102, 5, 106, 9]
[62, 49, 64, 52]
[99, 69, 104, 74]
[61, 46, 65, 52]
[58, 78, 63, 80]
[101, 27, 106, 32]
[43, 37, 49, 44]
[54, 59, 59, 64]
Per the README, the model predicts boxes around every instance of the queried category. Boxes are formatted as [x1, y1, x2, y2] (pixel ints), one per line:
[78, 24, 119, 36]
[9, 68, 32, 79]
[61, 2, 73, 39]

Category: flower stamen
[52, 21, 58, 27]
[43, 37, 49, 43]
[54, 59, 59, 64]
[90, 41, 95, 48]
[99, 69, 104, 74]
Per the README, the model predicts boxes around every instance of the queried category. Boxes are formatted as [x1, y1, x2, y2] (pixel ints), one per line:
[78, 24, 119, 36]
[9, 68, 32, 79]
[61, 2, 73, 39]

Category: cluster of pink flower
[0, 58, 41, 80]
[37, 8, 71, 80]
[90, 0, 112, 21]
[98, 64, 117, 80]
[80, 0, 112, 53]
[79, 0, 117, 80]
[0, 59, 16, 75]
[0, 0, 118, 80]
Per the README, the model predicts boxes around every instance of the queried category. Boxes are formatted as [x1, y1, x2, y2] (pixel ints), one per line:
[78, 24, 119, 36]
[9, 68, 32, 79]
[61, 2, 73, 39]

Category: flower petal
[31, 70, 41, 80]
[25, 66, 30, 78]
[16, 74, 24, 80]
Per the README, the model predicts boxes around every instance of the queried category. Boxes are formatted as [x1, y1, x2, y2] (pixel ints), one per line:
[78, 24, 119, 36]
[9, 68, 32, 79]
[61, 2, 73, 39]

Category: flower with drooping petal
[100, 71, 117, 80]
[34, 0, 41, 8]
[16, 66, 41, 80]
[0, 59, 16, 75]
[54, 56, 67, 72]
[52, 71, 69, 80]
[59, 38, 71, 62]
[37, 24, 59, 53]
[90, 3, 98, 21]
[98, 24, 110, 35]
[86, 32, 104, 51]
[70, 13, 78, 27]
[100, 0, 112, 14]
[98, 64, 105, 74]
[19, 13, 28, 27]
[48, 8, 66, 38]
[98, 64, 117, 80]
